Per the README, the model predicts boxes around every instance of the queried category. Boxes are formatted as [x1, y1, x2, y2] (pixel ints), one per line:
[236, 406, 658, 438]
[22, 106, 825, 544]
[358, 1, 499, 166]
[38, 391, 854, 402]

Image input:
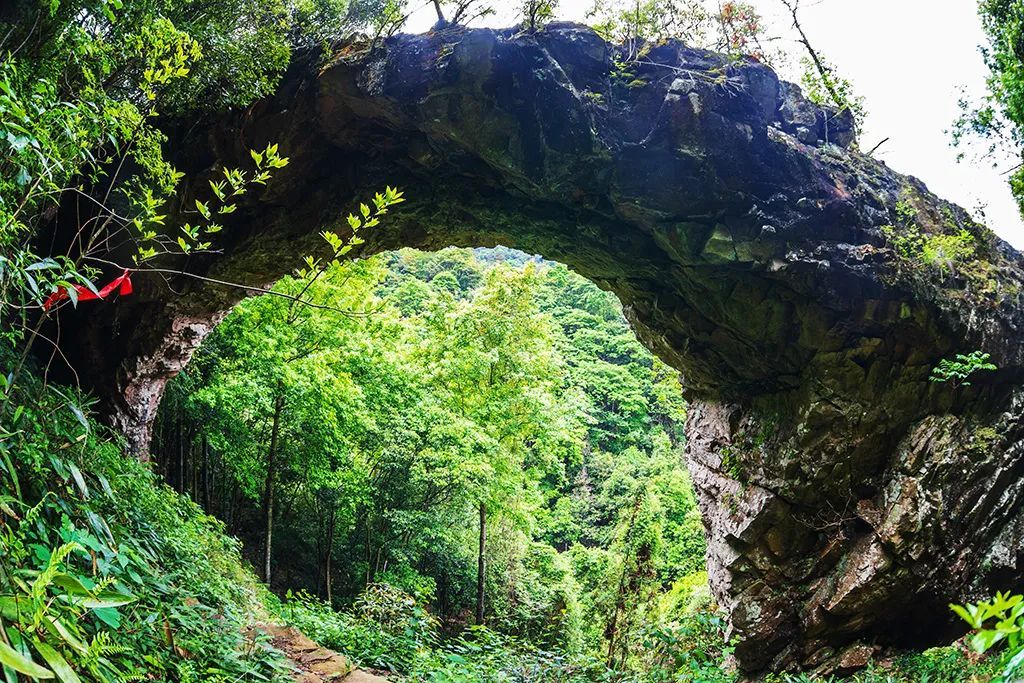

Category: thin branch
[779, 0, 843, 108]
[1001, 160, 1024, 177]
[83, 257, 379, 318]
[866, 137, 889, 156]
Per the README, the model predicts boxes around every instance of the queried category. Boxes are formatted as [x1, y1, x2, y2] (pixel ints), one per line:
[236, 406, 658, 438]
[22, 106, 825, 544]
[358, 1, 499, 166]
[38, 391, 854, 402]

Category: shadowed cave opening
[148, 245, 714, 671]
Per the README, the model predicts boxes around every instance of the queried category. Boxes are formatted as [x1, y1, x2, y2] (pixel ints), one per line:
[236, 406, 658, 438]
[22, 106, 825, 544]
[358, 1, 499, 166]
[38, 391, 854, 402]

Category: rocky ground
[256, 624, 389, 683]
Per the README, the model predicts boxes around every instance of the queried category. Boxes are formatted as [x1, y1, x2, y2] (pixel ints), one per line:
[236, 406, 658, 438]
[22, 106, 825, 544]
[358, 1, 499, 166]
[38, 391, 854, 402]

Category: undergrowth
[0, 356, 291, 682]
[282, 587, 998, 682]
[0, 355, 1004, 682]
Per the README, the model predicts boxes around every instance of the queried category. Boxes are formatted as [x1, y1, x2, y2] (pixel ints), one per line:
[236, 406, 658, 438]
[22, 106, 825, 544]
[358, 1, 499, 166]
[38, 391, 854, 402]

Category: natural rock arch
[52, 23, 1024, 674]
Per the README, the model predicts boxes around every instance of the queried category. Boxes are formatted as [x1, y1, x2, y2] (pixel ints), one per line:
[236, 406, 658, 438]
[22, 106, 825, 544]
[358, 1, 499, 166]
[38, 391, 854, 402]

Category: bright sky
[405, 0, 1024, 249]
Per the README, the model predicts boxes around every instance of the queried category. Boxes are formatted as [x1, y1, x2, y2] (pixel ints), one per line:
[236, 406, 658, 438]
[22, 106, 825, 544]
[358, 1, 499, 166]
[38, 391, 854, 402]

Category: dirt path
[257, 624, 390, 683]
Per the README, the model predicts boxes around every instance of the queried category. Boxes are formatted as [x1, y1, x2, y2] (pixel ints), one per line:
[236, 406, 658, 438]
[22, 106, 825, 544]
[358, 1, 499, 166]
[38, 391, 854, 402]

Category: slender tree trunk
[177, 417, 185, 494]
[262, 388, 285, 585]
[365, 511, 374, 586]
[231, 481, 242, 534]
[325, 507, 335, 605]
[606, 491, 644, 669]
[476, 500, 486, 625]
[202, 435, 210, 511]
[315, 511, 324, 598]
[190, 435, 198, 501]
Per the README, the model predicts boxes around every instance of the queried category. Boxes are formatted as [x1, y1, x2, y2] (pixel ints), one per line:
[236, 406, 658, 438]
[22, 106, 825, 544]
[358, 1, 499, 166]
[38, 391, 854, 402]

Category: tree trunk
[190, 435, 197, 501]
[364, 510, 373, 587]
[475, 500, 486, 625]
[177, 416, 185, 494]
[262, 388, 285, 586]
[325, 507, 335, 605]
[202, 434, 210, 511]
[606, 490, 644, 669]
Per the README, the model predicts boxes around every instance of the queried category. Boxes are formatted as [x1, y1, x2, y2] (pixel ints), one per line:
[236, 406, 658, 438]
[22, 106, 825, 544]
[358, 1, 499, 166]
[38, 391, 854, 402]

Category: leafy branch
[929, 350, 997, 389]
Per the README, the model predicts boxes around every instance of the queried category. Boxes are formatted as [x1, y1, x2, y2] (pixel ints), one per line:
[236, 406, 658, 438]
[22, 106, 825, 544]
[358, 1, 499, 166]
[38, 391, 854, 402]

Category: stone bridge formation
[54, 23, 1024, 674]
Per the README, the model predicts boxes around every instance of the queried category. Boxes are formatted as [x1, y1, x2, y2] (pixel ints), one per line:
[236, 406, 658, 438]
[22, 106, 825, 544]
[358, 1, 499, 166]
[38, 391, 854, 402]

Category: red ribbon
[43, 270, 133, 311]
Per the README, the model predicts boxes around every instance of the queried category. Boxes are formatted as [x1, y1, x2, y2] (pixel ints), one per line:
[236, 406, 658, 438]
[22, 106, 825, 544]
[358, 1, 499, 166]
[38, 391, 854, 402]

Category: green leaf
[33, 640, 82, 683]
[52, 574, 91, 596]
[67, 404, 89, 432]
[1003, 646, 1024, 679]
[0, 639, 54, 679]
[0, 595, 28, 620]
[90, 607, 121, 628]
[209, 180, 226, 201]
[80, 590, 136, 609]
[971, 628, 1005, 653]
[45, 618, 87, 655]
[195, 199, 211, 220]
[951, 603, 980, 628]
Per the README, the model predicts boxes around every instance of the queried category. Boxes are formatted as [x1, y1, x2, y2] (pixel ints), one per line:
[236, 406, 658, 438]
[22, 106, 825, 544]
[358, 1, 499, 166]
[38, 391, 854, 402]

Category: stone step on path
[256, 624, 389, 683]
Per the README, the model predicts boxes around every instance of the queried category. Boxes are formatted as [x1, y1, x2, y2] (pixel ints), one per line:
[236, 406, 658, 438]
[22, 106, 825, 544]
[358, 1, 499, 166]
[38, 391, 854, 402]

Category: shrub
[0, 359, 290, 681]
[930, 350, 998, 388]
[952, 591, 1024, 682]
[283, 586, 438, 672]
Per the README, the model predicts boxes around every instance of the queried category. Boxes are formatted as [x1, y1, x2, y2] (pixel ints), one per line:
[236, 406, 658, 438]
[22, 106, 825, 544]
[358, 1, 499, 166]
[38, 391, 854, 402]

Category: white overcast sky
[405, 0, 1024, 249]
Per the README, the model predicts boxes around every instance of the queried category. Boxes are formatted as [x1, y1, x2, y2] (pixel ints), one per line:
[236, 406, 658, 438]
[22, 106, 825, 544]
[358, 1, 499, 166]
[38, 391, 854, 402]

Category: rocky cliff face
[51, 23, 1024, 674]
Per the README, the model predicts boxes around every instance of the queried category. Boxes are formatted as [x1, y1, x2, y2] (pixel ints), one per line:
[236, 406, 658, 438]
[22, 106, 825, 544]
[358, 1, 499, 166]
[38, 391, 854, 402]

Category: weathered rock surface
[254, 624, 386, 682]
[50, 23, 1024, 674]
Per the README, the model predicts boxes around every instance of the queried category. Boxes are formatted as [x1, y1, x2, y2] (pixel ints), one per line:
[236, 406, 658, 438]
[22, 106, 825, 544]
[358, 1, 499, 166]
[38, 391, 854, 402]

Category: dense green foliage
[0, 356, 295, 681]
[157, 247, 711, 675]
[154, 247, 1003, 682]
[0, 0, 375, 356]
[0, 349, 999, 681]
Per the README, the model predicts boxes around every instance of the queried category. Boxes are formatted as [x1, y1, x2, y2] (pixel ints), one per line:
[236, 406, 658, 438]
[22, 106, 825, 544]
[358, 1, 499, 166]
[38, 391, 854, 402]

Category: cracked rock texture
[51, 23, 1024, 674]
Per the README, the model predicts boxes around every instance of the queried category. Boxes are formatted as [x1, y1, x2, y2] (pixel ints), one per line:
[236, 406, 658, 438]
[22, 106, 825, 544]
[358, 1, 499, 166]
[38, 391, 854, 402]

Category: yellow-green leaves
[951, 591, 1024, 681]
[136, 19, 202, 101]
[131, 142, 291, 263]
[250, 142, 289, 185]
[303, 187, 404, 296]
[321, 231, 345, 254]
[209, 179, 227, 201]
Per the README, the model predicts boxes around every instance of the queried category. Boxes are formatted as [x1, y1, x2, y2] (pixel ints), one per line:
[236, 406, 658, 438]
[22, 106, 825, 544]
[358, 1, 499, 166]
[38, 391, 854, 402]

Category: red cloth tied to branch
[43, 270, 134, 311]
